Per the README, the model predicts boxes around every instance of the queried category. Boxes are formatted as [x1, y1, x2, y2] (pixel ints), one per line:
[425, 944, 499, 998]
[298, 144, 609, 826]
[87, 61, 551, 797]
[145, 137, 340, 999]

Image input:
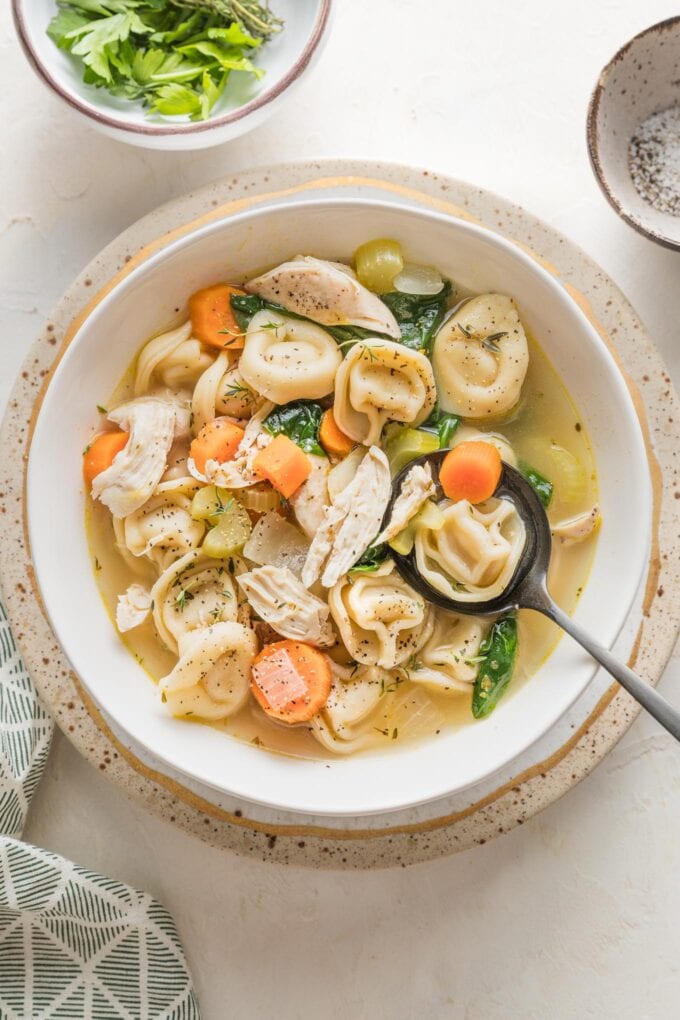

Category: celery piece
[384, 427, 439, 477]
[353, 238, 404, 294]
[202, 501, 252, 558]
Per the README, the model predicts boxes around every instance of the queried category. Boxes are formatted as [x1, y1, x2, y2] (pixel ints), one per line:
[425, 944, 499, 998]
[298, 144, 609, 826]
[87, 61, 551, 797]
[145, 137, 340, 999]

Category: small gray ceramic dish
[587, 15, 680, 251]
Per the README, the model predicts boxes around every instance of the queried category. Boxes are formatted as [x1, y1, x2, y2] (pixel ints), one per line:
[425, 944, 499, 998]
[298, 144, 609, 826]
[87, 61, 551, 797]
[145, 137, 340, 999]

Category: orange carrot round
[439, 441, 502, 504]
[190, 418, 245, 476]
[319, 409, 354, 458]
[83, 431, 129, 486]
[188, 283, 246, 351]
[252, 434, 311, 498]
[251, 640, 332, 724]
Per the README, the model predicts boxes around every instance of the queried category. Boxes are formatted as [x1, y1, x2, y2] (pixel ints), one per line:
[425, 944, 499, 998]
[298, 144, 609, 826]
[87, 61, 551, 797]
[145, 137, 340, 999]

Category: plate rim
[2, 158, 677, 866]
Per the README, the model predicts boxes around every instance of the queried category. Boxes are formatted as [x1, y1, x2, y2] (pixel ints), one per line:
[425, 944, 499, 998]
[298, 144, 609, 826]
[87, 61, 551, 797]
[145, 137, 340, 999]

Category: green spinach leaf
[420, 403, 460, 448]
[472, 615, 518, 718]
[263, 401, 324, 457]
[519, 460, 554, 508]
[350, 543, 389, 574]
[380, 280, 452, 354]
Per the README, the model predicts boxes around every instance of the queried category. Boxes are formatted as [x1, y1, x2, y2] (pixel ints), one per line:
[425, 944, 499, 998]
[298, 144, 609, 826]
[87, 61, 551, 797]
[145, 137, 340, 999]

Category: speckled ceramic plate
[2, 160, 678, 868]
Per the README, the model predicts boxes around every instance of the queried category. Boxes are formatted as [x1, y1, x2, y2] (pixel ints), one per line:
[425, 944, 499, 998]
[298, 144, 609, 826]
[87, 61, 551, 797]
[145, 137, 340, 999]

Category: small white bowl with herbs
[13, 0, 332, 150]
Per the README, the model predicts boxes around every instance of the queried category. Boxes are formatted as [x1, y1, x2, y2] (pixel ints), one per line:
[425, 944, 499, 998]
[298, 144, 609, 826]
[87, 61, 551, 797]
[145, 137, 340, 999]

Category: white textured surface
[2, 1, 680, 1017]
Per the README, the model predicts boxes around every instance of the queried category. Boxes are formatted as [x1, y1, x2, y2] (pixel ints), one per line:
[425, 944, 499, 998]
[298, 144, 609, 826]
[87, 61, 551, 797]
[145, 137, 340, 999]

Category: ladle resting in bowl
[387, 452, 680, 742]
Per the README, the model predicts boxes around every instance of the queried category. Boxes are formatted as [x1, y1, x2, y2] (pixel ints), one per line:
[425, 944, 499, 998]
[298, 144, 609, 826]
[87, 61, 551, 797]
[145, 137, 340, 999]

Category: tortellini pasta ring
[432, 293, 529, 419]
[328, 560, 433, 669]
[238, 310, 342, 404]
[333, 339, 436, 446]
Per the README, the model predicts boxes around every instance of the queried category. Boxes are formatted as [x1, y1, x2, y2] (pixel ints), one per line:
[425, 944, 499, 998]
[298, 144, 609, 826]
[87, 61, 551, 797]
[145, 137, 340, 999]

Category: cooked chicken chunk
[376, 464, 435, 544]
[302, 446, 392, 589]
[246, 256, 401, 339]
[116, 583, 152, 633]
[237, 565, 335, 646]
[551, 505, 601, 545]
[290, 454, 331, 538]
[92, 396, 190, 517]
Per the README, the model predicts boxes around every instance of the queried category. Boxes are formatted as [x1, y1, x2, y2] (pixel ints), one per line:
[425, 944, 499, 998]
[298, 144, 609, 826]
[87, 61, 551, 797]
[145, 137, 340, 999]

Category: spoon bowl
[387, 452, 680, 742]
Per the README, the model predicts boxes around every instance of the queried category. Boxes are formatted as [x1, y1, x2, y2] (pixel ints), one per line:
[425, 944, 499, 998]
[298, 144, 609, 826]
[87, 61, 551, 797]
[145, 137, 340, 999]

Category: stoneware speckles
[587, 15, 680, 249]
[1, 160, 679, 868]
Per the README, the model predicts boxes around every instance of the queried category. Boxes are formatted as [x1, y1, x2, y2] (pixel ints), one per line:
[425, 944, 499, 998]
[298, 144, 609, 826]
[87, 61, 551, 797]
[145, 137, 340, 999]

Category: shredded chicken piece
[116, 583, 152, 633]
[376, 464, 435, 544]
[290, 455, 331, 538]
[92, 396, 190, 517]
[302, 446, 392, 589]
[237, 565, 335, 646]
[551, 505, 601, 545]
[246, 256, 401, 338]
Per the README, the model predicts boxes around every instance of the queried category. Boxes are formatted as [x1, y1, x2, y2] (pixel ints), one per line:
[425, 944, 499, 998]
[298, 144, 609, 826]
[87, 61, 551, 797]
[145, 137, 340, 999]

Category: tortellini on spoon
[414, 497, 526, 603]
[333, 340, 436, 446]
[432, 294, 529, 418]
[246, 255, 401, 338]
[238, 310, 342, 404]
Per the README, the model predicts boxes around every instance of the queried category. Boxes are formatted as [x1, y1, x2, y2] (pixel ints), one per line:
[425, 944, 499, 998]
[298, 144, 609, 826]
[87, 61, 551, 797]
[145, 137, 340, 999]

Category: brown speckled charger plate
[1, 160, 679, 869]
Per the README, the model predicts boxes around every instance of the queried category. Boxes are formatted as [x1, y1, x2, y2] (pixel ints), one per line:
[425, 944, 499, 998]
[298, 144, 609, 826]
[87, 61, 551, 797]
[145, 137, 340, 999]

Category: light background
[2, 1, 680, 1016]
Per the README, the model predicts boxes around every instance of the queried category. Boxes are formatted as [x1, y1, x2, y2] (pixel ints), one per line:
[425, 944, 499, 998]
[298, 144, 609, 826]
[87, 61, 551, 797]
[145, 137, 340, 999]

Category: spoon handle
[535, 596, 680, 742]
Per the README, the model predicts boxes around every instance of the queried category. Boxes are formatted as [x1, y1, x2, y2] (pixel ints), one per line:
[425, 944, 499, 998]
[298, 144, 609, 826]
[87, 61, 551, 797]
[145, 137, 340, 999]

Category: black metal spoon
[387, 452, 680, 741]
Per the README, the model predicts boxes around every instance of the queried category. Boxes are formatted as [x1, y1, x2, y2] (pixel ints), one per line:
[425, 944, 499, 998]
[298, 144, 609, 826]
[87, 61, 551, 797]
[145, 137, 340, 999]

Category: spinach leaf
[350, 543, 389, 574]
[472, 615, 518, 718]
[230, 293, 265, 332]
[263, 401, 324, 456]
[420, 403, 460, 448]
[380, 280, 452, 353]
[519, 460, 554, 508]
[229, 293, 379, 349]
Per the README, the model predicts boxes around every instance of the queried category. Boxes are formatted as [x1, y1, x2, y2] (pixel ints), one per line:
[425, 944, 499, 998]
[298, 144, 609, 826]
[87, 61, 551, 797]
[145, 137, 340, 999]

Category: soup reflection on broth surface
[84, 242, 600, 759]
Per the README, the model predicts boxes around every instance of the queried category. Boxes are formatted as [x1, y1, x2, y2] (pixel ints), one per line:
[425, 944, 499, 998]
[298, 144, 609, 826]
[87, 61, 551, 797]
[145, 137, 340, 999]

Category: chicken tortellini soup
[84, 240, 600, 758]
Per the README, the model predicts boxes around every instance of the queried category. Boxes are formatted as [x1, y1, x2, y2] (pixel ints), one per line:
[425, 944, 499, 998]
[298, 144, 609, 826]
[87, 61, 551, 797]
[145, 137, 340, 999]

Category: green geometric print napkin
[0, 603, 201, 1019]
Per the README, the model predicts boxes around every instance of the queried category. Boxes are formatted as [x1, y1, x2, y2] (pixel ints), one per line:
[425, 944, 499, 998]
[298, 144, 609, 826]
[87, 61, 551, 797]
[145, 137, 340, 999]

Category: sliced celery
[384, 427, 439, 477]
[388, 499, 444, 556]
[353, 238, 404, 294]
[202, 501, 252, 558]
[190, 485, 233, 523]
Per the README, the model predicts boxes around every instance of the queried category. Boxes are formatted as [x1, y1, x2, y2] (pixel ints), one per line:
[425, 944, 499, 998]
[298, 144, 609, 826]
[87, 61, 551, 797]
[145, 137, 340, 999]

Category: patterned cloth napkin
[0, 603, 201, 1019]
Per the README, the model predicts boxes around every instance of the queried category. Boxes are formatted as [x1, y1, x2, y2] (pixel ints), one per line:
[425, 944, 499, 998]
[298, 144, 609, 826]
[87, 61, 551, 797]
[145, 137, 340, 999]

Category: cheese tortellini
[135, 321, 214, 394]
[115, 477, 205, 571]
[432, 294, 529, 418]
[333, 340, 436, 445]
[410, 613, 488, 692]
[414, 497, 526, 603]
[328, 561, 432, 668]
[160, 621, 257, 721]
[151, 549, 243, 654]
[311, 663, 388, 755]
[238, 310, 342, 404]
[191, 353, 259, 434]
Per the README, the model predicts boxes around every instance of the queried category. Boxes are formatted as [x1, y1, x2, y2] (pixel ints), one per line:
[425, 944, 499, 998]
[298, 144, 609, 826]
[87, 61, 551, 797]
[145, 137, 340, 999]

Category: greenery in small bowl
[47, 0, 282, 121]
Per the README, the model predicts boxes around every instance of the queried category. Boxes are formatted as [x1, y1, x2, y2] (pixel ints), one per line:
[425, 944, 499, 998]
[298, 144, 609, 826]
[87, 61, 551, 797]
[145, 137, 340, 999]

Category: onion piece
[393, 262, 444, 296]
[243, 511, 310, 577]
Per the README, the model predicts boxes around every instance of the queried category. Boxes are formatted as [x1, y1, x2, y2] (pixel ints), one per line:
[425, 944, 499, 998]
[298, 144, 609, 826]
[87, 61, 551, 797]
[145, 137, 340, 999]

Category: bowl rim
[11, 0, 332, 138]
[26, 195, 653, 815]
[586, 14, 680, 252]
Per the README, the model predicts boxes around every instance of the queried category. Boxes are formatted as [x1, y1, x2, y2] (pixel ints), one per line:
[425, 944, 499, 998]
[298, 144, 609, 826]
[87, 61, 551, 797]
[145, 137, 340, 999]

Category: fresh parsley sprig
[47, 0, 282, 121]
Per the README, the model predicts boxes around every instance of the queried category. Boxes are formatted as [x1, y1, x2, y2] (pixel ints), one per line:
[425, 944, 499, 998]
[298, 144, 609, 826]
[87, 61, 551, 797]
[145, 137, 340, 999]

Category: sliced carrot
[439, 441, 502, 504]
[319, 409, 355, 458]
[83, 431, 129, 486]
[252, 435, 311, 498]
[190, 418, 245, 476]
[188, 283, 246, 351]
[251, 640, 332, 724]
